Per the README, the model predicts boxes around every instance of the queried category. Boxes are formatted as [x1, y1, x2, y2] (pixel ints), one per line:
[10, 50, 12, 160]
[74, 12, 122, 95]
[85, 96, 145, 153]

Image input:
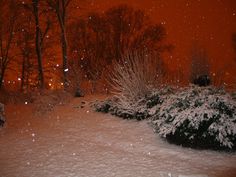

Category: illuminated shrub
[108, 51, 164, 112]
[151, 86, 236, 150]
[95, 86, 236, 150]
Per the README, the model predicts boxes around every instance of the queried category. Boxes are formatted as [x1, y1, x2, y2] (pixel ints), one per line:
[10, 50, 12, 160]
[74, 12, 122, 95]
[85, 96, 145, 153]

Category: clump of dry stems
[109, 51, 161, 107]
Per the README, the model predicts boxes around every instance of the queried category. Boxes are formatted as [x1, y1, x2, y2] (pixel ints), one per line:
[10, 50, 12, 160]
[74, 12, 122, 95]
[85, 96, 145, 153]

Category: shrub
[151, 86, 236, 150]
[108, 51, 164, 110]
[94, 85, 236, 150]
[193, 75, 211, 87]
[93, 97, 150, 120]
[93, 87, 172, 120]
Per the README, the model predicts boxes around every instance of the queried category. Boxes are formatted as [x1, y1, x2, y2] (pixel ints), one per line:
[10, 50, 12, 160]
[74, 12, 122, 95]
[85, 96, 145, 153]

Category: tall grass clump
[108, 51, 162, 108]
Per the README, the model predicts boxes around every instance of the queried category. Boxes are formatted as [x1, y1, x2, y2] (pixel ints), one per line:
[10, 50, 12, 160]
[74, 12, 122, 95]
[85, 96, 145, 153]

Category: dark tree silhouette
[15, 9, 36, 91]
[190, 43, 210, 86]
[46, 0, 72, 88]
[22, 0, 51, 89]
[232, 33, 236, 48]
[68, 5, 171, 92]
[0, 0, 18, 89]
[232, 33, 236, 61]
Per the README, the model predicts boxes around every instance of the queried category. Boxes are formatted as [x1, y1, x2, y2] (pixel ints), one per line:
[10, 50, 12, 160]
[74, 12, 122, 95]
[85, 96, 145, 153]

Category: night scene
[0, 0, 236, 176]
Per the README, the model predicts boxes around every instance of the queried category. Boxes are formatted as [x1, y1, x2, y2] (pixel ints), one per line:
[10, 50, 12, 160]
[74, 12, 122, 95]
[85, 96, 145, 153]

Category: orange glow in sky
[81, 0, 236, 84]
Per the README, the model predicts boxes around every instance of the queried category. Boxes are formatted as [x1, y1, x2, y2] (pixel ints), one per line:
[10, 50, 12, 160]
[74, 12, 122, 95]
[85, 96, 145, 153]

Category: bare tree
[68, 5, 171, 93]
[15, 11, 35, 91]
[46, 0, 72, 87]
[0, 0, 18, 89]
[232, 32, 236, 89]
[21, 0, 51, 89]
[232, 33, 236, 61]
[190, 43, 210, 86]
[105, 5, 147, 60]
[232, 33, 236, 49]
[33, 0, 52, 88]
[33, 0, 44, 88]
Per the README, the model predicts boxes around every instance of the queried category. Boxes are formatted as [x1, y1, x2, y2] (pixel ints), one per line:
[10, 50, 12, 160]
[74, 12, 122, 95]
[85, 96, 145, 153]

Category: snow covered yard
[0, 95, 236, 177]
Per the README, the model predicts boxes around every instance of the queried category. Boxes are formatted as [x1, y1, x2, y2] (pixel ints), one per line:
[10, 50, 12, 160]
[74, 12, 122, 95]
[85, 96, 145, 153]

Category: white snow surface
[0, 95, 236, 177]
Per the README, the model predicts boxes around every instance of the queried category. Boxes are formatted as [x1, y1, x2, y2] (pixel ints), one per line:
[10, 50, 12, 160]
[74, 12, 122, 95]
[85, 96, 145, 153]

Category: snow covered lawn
[0, 95, 235, 177]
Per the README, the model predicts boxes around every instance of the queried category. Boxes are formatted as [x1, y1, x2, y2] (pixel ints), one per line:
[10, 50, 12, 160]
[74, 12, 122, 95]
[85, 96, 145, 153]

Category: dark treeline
[67, 4, 172, 93]
[0, 1, 235, 93]
[0, 0, 72, 91]
[0, 1, 171, 93]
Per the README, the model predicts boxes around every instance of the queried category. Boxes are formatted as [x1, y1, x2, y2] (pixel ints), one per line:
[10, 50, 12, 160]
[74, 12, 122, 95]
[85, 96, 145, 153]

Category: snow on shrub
[94, 97, 150, 120]
[151, 86, 236, 150]
[93, 87, 173, 120]
[94, 86, 236, 150]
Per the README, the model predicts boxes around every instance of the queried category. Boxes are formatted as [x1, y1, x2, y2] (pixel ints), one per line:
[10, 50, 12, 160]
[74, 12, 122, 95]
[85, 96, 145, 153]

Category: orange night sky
[79, 0, 236, 85]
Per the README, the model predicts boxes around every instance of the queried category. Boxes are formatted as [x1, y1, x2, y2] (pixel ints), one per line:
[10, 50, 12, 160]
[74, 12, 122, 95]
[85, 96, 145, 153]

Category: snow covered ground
[0, 95, 235, 177]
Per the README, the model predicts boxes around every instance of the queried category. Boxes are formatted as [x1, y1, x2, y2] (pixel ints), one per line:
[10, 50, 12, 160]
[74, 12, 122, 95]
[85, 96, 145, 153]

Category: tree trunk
[21, 56, 26, 91]
[0, 66, 6, 89]
[0, 76, 3, 89]
[47, 0, 71, 89]
[61, 28, 68, 87]
[32, 0, 44, 89]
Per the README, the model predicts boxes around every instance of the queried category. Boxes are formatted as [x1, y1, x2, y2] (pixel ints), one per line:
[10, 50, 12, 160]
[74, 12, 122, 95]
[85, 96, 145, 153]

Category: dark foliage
[68, 5, 170, 90]
[0, 103, 5, 127]
[190, 44, 210, 86]
[93, 98, 151, 120]
[146, 93, 163, 108]
[74, 88, 84, 97]
[193, 75, 211, 87]
[94, 100, 112, 113]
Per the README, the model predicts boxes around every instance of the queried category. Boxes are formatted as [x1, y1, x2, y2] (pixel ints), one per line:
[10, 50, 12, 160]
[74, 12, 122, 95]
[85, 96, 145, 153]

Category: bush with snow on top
[151, 86, 236, 150]
[94, 86, 236, 150]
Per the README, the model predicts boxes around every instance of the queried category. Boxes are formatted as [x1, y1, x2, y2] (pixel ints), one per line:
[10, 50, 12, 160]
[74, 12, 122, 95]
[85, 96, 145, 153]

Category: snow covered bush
[93, 87, 173, 120]
[151, 86, 236, 150]
[94, 97, 150, 120]
[94, 99, 113, 113]
[94, 85, 236, 150]
[94, 86, 236, 150]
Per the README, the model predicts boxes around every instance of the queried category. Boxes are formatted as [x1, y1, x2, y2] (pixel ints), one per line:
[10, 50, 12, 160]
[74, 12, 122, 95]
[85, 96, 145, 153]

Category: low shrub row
[93, 86, 236, 150]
